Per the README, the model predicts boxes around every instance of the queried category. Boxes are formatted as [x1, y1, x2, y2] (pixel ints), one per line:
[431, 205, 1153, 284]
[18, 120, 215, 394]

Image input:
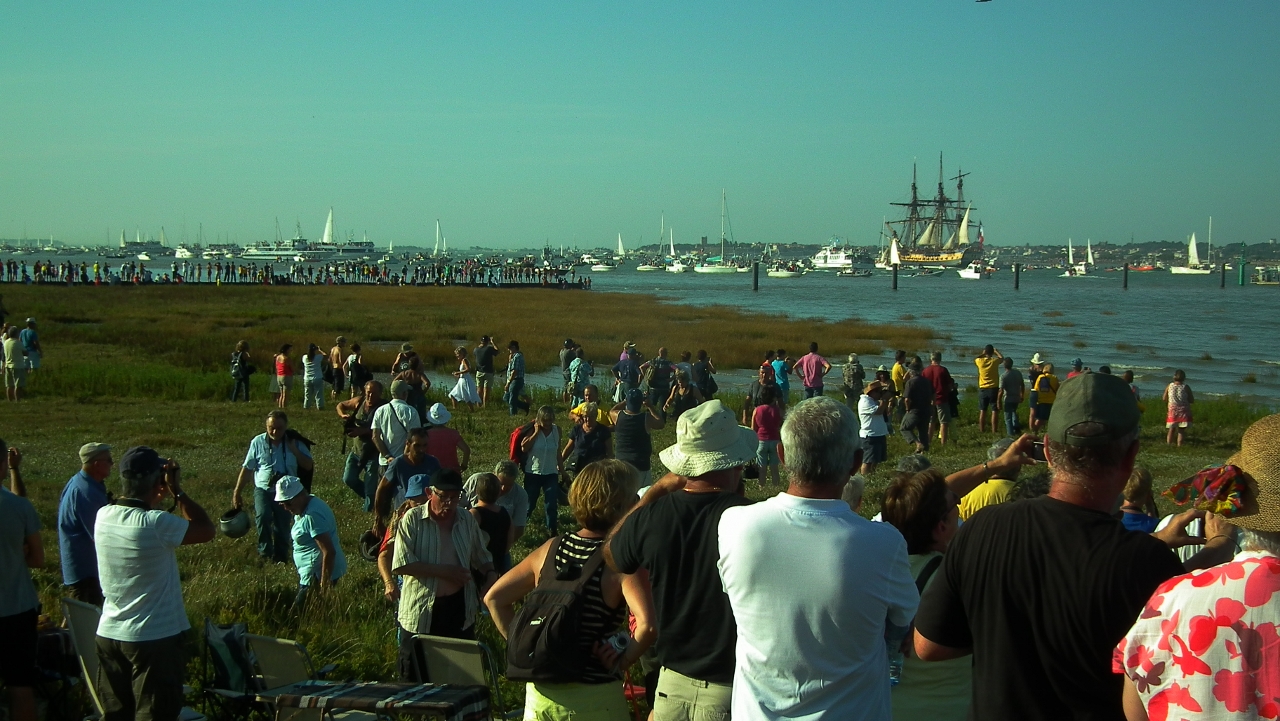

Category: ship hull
[897, 246, 979, 268]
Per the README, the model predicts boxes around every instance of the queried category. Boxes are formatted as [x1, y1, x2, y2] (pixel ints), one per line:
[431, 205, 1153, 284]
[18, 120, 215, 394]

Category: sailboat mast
[1208, 216, 1212, 265]
[720, 189, 727, 265]
[434, 220, 440, 257]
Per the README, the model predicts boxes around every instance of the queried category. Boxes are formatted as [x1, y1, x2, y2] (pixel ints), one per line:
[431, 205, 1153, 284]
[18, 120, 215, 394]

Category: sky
[2, 1, 1278, 250]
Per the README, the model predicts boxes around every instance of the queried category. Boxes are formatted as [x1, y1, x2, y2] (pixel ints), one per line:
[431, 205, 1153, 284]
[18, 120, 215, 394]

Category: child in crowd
[469, 473, 514, 574]
[1118, 467, 1160, 533]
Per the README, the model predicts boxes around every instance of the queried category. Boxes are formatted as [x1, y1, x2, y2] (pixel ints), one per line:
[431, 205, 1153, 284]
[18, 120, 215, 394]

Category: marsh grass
[1072, 340, 1088, 349]
[1002, 323, 1033, 332]
[1046, 321, 1076, 328]
[1042, 310, 1064, 318]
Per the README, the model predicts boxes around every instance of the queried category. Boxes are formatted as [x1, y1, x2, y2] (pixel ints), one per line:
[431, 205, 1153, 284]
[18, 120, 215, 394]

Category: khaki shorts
[475, 371, 493, 389]
[4, 365, 26, 389]
[654, 667, 732, 721]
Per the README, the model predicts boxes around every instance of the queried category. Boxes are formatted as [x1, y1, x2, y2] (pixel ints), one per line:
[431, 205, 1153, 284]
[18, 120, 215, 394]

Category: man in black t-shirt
[913, 373, 1234, 721]
[900, 364, 933, 453]
[605, 400, 758, 721]
[474, 337, 498, 408]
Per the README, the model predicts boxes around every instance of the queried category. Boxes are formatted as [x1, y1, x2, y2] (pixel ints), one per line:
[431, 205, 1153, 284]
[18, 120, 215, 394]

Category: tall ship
[882, 157, 983, 268]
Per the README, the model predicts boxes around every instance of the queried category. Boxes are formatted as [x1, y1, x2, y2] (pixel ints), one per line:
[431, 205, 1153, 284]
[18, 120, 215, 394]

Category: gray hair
[842, 473, 866, 511]
[536, 405, 556, 425]
[896, 454, 933, 474]
[987, 438, 1022, 482]
[1240, 528, 1280, 556]
[493, 460, 519, 479]
[780, 396, 860, 486]
[121, 466, 163, 499]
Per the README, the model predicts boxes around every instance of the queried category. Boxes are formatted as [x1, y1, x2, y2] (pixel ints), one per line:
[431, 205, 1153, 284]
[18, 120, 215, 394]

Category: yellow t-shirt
[571, 403, 614, 427]
[974, 356, 1001, 389]
[1034, 374, 1060, 404]
[959, 479, 1017, 521]
[892, 363, 907, 393]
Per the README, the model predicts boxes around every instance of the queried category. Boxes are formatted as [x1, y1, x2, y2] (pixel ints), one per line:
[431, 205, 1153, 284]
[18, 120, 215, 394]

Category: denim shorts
[756, 440, 780, 466]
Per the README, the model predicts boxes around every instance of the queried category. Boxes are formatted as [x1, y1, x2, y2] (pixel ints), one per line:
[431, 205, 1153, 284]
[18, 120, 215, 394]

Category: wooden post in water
[892, 264, 898, 290]
[1239, 259, 1247, 286]
[1123, 263, 1129, 289]
[752, 262, 759, 292]
[1220, 263, 1227, 288]
[1014, 263, 1020, 290]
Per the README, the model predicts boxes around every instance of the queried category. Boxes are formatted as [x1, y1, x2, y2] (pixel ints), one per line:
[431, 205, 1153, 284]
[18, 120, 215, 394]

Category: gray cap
[79, 442, 112, 465]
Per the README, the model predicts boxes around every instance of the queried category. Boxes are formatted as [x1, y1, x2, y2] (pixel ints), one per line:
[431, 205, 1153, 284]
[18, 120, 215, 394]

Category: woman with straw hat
[1117, 413, 1280, 719]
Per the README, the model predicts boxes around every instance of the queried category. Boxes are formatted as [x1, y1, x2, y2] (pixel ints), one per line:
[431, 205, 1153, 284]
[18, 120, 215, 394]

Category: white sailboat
[890, 237, 901, 267]
[1060, 237, 1098, 277]
[638, 216, 663, 271]
[1171, 219, 1213, 274]
[694, 189, 739, 274]
[666, 228, 689, 273]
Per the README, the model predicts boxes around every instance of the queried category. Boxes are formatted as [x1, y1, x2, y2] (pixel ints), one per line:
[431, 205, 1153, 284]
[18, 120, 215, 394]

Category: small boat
[694, 190, 739, 274]
[1059, 239, 1098, 277]
[666, 260, 690, 273]
[767, 264, 805, 278]
[590, 263, 616, 272]
[635, 264, 662, 272]
[957, 261, 985, 280]
[1170, 220, 1214, 275]
[137, 253, 151, 261]
[836, 269, 872, 278]
[909, 268, 943, 277]
[810, 237, 855, 270]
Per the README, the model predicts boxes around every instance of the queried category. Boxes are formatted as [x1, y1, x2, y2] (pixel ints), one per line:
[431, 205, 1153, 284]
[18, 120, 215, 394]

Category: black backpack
[505, 537, 605, 682]
[230, 352, 246, 379]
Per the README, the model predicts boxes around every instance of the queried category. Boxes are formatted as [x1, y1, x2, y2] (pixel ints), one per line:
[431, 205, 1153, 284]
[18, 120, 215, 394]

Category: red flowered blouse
[1114, 551, 1280, 720]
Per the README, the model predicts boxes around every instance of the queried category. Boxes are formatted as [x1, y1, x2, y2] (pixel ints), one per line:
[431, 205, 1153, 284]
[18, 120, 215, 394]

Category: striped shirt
[555, 533, 628, 684]
[392, 506, 494, 634]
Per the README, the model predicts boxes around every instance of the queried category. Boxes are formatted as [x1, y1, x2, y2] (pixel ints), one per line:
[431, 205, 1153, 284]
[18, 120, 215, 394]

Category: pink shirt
[794, 353, 828, 388]
[753, 404, 782, 441]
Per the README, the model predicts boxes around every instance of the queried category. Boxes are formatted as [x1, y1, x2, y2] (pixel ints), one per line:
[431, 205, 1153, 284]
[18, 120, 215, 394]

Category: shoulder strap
[915, 554, 944, 594]
[539, 536, 563, 581]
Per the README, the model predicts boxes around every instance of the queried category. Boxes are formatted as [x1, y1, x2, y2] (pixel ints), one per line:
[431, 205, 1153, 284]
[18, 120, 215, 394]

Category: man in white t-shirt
[857, 380, 892, 475]
[718, 396, 918, 721]
[372, 380, 423, 470]
[94, 446, 215, 721]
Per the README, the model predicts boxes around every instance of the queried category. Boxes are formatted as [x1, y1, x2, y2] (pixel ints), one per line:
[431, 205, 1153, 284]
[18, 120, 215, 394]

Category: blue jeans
[523, 472, 559, 534]
[1004, 403, 1021, 437]
[804, 385, 823, 399]
[253, 486, 291, 562]
[230, 377, 250, 402]
[343, 451, 379, 512]
[505, 377, 529, 416]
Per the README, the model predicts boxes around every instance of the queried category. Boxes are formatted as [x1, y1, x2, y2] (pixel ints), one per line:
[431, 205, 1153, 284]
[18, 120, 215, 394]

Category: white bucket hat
[427, 403, 452, 426]
[274, 475, 304, 502]
[1030, 352, 1045, 365]
[658, 400, 758, 477]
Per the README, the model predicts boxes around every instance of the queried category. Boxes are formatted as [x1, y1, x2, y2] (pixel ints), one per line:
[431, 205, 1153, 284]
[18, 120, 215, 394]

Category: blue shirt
[19, 328, 37, 352]
[507, 351, 525, 381]
[1120, 512, 1159, 534]
[771, 359, 791, 390]
[58, 471, 111, 585]
[0, 487, 41, 617]
[242, 433, 313, 490]
[291, 496, 346, 585]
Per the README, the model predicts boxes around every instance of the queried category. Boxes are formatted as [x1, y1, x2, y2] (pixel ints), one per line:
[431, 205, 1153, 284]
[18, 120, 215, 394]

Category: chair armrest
[316, 663, 337, 679]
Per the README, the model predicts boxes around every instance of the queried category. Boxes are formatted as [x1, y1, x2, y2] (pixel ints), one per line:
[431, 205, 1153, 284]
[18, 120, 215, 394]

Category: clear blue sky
[3, 1, 1277, 249]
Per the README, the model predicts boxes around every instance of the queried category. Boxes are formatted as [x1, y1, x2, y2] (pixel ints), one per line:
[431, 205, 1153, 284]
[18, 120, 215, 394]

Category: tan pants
[653, 667, 732, 721]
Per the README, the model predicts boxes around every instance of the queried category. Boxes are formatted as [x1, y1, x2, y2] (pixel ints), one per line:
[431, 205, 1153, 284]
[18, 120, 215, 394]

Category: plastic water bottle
[888, 651, 904, 686]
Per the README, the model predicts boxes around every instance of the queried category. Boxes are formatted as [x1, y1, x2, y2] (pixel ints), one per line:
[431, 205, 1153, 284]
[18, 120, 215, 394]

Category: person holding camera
[336, 380, 386, 512]
[94, 446, 215, 721]
[232, 411, 314, 563]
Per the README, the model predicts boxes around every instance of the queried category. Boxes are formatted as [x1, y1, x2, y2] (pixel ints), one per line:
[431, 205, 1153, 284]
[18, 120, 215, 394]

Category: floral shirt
[1114, 551, 1280, 720]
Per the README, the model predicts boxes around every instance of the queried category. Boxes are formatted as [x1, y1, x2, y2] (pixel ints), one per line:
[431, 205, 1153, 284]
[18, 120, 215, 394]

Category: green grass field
[2, 285, 1272, 716]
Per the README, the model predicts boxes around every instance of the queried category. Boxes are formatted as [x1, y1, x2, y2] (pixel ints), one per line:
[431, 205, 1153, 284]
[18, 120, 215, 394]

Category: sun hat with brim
[274, 475, 305, 502]
[1223, 414, 1280, 533]
[1046, 373, 1141, 447]
[1030, 352, 1045, 365]
[658, 400, 758, 478]
[406, 473, 432, 499]
[401, 343, 413, 352]
[427, 403, 452, 426]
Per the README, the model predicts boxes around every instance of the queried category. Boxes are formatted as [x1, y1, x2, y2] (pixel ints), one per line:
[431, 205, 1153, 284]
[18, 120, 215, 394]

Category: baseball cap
[79, 442, 112, 465]
[274, 475, 305, 502]
[431, 469, 465, 492]
[119, 446, 163, 479]
[389, 379, 410, 398]
[625, 387, 644, 412]
[1046, 373, 1140, 447]
[400, 342, 413, 352]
